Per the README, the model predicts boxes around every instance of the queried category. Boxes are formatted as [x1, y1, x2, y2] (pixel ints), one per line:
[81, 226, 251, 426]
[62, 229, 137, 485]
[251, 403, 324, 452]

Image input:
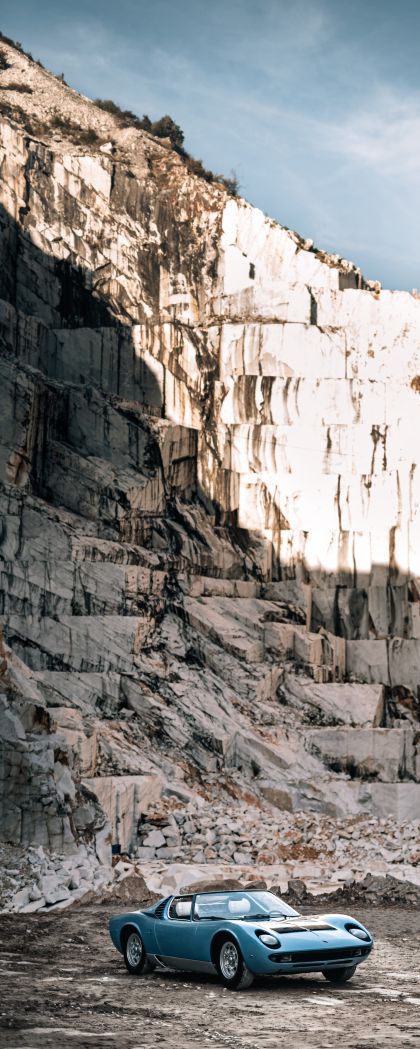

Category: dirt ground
[0, 903, 419, 1049]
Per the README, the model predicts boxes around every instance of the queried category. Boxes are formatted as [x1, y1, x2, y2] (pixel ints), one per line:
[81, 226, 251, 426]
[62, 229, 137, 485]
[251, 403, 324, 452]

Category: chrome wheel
[220, 941, 239, 980]
[216, 937, 254, 990]
[126, 932, 143, 968]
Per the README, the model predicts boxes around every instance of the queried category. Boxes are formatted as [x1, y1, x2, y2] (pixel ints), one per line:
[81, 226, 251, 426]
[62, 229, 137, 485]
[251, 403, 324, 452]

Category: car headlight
[258, 933, 280, 947]
[347, 926, 370, 941]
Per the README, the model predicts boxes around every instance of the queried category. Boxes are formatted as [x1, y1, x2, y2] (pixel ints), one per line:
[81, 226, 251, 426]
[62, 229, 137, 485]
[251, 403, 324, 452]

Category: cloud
[225, 79, 420, 187]
[308, 88, 420, 180]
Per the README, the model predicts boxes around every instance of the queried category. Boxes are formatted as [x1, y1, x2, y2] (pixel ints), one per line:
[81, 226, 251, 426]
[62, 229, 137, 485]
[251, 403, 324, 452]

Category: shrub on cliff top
[94, 98, 238, 195]
[0, 29, 44, 67]
[149, 115, 184, 148]
[0, 98, 40, 135]
[94, 98, 146, 127]
[0, 31, 22, 50]
[49, 113, 100, 146]
[181, 153, 239, 194]
[95, 102, 184, 150]
[219, 172, 240, 196]
[0, 46, 10, 70]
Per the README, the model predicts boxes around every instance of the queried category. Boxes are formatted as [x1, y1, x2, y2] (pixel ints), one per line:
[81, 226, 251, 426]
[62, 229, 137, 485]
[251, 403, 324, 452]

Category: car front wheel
[323, 965, 357, 983]
[216, 937, 254, 991]
[123, 930, 155, 975]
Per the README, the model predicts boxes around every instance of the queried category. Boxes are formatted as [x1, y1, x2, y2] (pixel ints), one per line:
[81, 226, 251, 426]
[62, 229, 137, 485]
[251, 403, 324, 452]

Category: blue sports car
[109, 889, 373, 990]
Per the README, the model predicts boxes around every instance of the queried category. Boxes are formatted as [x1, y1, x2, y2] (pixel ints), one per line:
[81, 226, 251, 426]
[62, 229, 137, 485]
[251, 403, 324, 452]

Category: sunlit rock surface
[0, 40, 420, 908]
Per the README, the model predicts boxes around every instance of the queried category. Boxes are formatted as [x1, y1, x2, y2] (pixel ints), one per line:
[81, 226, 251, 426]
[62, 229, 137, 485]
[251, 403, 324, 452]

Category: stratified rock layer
[0, 40, 419, 896]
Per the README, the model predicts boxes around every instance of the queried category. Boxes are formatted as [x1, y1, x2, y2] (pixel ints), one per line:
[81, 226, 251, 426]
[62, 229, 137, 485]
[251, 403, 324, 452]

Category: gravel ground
[1, 904, 419, 1049]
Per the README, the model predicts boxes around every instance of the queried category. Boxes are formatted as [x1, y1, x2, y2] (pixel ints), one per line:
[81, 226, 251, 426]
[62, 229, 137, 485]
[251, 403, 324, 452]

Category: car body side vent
[154, 898, 169, 919]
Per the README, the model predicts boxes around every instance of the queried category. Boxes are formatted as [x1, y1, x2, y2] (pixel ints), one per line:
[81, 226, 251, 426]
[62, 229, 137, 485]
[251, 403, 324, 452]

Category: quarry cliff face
[1, 40, 420, 907]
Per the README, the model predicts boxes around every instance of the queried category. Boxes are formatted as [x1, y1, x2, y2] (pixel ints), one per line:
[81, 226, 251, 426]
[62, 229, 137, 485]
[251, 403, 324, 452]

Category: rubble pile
[136, 804, 420, 874]
[0, 39, 419, 910]
[283, 872, 420, 908]
[1, 842, 111, 913]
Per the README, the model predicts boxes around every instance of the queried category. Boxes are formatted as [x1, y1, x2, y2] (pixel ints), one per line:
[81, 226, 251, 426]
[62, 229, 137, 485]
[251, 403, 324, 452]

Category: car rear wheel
[323, 964, 357, 983]
[123, 929, 155, 975]
[216, 937, 254, 990]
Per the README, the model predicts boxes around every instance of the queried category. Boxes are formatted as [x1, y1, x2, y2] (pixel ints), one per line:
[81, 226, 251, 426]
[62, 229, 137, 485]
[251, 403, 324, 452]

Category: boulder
[285, 674, 385, 726]
[38, 874, 71, 906]
[143, 829, 166, 849]
[306, 726, 415, 781]
[11, 886, 31, 910]
[180, 877, 245, 894]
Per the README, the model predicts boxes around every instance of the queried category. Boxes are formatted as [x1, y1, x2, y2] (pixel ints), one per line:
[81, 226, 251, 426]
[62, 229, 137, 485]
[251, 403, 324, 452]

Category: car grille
[269, 946, 371, 964]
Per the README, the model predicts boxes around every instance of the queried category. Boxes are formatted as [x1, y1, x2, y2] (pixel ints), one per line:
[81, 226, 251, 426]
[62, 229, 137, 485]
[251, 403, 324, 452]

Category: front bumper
[250, 943, 372, 975]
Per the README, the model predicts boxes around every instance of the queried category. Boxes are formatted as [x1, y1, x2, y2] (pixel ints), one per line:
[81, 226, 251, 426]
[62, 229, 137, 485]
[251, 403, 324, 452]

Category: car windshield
[193, 890, 299, 921]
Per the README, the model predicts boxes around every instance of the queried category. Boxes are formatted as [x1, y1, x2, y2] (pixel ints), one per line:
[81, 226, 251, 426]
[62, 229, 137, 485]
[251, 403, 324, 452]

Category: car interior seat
[175, 899, 192, 919]
[228, 898, 251, 915]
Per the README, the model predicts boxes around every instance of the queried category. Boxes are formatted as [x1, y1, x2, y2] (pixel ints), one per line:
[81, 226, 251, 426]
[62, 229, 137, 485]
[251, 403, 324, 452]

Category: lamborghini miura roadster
[109, 889, 373, 990]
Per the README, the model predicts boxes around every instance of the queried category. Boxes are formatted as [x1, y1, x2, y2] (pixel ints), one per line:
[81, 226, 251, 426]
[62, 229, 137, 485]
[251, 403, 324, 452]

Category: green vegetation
[49, 113, 100, 146]
[0, 98, 40, 135]
[0, 30, 239, 195]
[95, 99, 239, 195]
[145, 114, 184, 148]
[0, 28, 45, 70]
[2, 82, 33, 93]
[0, 46, 10, 70]
[0, 100, 101, 146]
[0, 32, 32, 60]
[94, 101, 184, 146]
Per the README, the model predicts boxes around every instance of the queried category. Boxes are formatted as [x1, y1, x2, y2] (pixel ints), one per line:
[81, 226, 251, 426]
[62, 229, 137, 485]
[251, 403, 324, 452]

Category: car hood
[246, 915, 372, 945]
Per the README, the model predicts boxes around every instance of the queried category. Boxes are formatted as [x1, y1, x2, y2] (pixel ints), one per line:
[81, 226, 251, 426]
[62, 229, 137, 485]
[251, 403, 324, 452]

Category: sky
[2, 0, 420, 290]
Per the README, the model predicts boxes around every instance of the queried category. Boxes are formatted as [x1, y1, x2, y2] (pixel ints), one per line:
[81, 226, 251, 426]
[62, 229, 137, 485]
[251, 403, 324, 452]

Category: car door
[154, 896, 199, 969]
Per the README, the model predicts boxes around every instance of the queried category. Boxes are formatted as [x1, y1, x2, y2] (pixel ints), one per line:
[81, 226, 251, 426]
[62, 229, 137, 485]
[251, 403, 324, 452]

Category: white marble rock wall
[1, 61, 420, 867]
[201, 198, 420, 657]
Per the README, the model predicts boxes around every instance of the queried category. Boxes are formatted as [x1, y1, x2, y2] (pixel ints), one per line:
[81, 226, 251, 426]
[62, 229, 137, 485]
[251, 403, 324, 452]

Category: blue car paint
[109, 904, 164, 957]
[109, 894, 373, 979]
